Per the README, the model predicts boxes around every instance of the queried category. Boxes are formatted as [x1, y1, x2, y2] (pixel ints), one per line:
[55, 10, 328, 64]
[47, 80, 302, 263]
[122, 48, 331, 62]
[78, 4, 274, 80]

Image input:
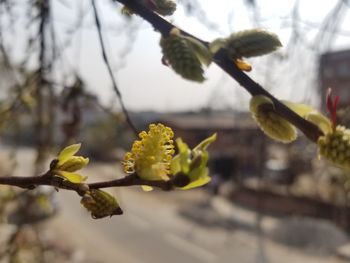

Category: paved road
[53, 185, 224, 263]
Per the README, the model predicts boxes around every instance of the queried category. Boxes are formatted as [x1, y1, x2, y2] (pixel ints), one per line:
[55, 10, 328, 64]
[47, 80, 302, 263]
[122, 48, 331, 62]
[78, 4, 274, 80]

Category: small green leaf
[58, 171, 87, 183]
[171, 134, 216, 190]
[170, 155, 181, 175]
[193, 133, 217, 152]
[181, 168, 211, 190]
[57, 143, 81, 165]
[171, 138, 191, 175]
[187, 151, 209, 182]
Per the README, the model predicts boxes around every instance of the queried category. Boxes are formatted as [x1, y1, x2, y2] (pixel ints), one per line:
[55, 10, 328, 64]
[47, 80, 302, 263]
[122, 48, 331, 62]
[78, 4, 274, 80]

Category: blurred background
[1, 0, 350, 262]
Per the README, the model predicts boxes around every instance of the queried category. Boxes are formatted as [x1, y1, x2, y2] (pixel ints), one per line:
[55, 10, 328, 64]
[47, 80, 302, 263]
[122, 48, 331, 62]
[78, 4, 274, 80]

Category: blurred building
[319, 49, 350, 108]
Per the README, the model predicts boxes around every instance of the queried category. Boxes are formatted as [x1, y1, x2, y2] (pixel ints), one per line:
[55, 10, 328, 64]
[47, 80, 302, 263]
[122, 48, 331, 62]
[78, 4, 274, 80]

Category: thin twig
[91, 0, 138, 136]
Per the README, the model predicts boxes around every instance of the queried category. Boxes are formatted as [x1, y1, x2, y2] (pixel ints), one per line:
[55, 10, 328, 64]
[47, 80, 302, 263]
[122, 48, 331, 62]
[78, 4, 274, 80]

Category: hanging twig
[91, 0, 138, 136]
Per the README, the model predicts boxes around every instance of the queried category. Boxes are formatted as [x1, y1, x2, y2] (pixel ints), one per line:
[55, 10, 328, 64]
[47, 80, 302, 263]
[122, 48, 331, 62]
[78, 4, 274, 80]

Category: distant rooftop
[158, 111, 257, 130]
[320, 48, 350, 61]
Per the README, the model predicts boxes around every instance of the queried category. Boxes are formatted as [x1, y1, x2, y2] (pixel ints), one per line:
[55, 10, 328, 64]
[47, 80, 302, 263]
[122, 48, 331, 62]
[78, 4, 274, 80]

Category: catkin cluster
[318, 126, 350, 169]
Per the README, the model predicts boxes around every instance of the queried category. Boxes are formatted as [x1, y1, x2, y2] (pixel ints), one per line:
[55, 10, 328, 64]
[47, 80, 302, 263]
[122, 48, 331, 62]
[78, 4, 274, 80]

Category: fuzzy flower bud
[52, 143, 89, 183]
[250, 95, 297, 143]
[81, 190, 123, 219]
[225, 29, 282, 59]
[57, 156, 89, 172]
[160, 28, 206, 82]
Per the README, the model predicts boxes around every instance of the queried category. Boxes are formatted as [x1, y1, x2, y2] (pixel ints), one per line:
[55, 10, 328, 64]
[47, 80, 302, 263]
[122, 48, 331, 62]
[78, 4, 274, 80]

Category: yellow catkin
[318, 125, 350, 169]
[123, 123, 175, 181]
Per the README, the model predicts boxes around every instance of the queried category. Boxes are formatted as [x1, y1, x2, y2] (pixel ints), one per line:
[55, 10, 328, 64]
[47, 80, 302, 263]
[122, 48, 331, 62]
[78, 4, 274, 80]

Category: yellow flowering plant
[123, 123, 175, 191]
[122, 123, 216, 191]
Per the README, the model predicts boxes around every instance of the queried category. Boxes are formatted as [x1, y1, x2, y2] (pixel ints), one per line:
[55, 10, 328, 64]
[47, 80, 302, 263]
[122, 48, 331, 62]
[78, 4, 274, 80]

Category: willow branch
[0, 0, 325, 194]
[0, 174, 172, 192]
[115, 0, 323, 142]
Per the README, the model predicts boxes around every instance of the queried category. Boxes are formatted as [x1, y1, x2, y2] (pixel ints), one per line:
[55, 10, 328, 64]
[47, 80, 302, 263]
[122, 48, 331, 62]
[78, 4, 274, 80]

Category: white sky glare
[9, 0, 350, 112]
